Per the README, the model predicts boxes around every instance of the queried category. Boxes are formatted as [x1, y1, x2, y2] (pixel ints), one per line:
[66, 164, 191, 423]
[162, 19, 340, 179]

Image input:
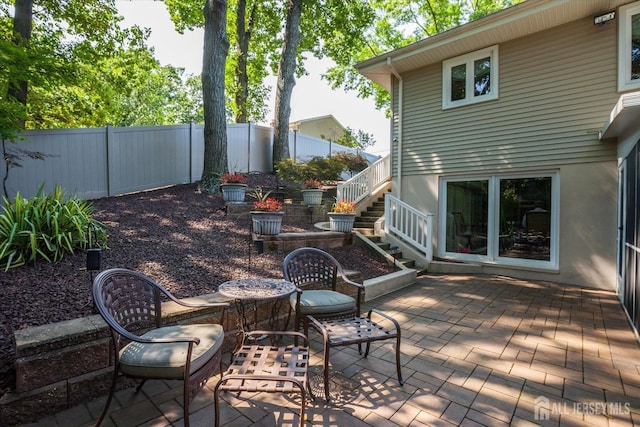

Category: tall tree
[233, 0, 252, 123]
[2, 0, 163, 196]
[201, 0, 229, 191]
[271, 0, 302, 164]
[8, 0, 32, 126]
[324, 0, 524, 112]
[167, 0, 279, 124]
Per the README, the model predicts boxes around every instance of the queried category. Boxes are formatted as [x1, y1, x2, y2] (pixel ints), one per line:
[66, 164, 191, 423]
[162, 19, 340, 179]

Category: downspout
[387, 57, 403, 199]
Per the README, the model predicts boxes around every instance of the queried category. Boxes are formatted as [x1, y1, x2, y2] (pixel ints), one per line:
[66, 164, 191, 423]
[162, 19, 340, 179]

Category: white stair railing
[385, 194, 434, 261]
[337, 154, 390, 203]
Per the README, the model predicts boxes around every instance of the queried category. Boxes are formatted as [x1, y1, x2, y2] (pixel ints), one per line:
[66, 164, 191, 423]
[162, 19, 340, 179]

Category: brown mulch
[0, 183, 393, 396]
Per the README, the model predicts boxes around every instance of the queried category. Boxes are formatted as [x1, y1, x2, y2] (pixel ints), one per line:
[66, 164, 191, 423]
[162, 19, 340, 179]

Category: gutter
[387, 57, 403, 199]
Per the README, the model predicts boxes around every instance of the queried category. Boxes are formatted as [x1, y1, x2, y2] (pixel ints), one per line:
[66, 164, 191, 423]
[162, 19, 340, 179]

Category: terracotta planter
[220, 183, 248, 202]
[301, 189, 323, 205]
[251, 211, 285, 235]
[328, 212, 356, 232]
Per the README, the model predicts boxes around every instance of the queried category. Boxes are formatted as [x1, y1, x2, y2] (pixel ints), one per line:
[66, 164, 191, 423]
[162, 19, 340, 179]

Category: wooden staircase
[353, 192, 424, 272]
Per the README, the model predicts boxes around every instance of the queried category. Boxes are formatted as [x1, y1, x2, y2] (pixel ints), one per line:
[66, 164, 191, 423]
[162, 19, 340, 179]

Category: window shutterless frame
[442, 45, 499, 109]
[618, 2, 640, 92]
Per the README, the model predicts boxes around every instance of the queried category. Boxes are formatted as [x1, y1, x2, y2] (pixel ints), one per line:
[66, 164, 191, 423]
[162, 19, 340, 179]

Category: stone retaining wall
[0, 270, 362, 426]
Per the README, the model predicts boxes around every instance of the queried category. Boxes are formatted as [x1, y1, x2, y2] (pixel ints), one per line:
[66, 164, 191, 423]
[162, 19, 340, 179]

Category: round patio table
[218, 278, 297, 352]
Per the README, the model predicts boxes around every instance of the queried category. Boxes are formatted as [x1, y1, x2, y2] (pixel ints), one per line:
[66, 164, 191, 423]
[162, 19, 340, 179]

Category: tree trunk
[201, 0, 229, 191]
[272, 0, 302, 165]
[234, 0, 252, 123]
[8, 0, 33, 129]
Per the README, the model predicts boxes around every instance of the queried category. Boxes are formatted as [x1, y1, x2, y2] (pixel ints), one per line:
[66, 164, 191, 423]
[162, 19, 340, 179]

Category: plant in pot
[328, 199, 357, 232]
[300, 178, 324, 205]
[250, 188, 284, 235]
[220, 172, 249, 202]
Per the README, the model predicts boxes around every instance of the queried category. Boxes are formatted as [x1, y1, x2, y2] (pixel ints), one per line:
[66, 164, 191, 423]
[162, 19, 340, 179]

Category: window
[440, 172, 558, 269]
[619, 2, 640, 91]
[443, 46, 498, 109]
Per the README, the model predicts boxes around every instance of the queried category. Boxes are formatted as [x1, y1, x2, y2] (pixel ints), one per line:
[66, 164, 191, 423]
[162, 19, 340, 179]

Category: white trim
[618, 2, 640, 92]
[442, 45, 499, 109]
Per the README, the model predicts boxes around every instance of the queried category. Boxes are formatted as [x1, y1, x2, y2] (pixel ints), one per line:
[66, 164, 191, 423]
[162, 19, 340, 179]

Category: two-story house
[357, 0, 640, 334]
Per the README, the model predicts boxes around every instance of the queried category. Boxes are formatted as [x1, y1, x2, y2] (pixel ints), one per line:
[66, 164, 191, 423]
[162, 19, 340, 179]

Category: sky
[115, 1, 391, 156]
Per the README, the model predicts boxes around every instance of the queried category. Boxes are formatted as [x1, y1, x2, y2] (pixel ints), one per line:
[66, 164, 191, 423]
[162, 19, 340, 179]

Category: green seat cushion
[119, 324, 224, 379]
[290, 290, 356, 315]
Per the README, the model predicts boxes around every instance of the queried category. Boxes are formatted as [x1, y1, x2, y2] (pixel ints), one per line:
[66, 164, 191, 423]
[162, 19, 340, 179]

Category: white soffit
[600, 92, 640, 140]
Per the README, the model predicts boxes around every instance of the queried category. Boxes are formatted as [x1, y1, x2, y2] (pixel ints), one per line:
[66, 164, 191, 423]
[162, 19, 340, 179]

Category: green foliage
[0, 186, 108, 270]
[198, 174, 218, 194]
[323, 0, 523, 113]
[275, 156, 346, 184]
[275, 158, 304, 183]
[333, 127, 375, 150]
[0, 0, 202, 131]
[332, 151, 369, 176]
[305, 156, 345, 182]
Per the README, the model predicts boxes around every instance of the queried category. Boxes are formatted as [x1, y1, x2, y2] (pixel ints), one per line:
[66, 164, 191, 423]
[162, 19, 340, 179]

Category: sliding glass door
[440, 172, 557, 268]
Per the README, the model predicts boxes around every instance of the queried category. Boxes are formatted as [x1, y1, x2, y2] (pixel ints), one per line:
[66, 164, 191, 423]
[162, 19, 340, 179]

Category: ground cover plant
[0, 183, 392, 396]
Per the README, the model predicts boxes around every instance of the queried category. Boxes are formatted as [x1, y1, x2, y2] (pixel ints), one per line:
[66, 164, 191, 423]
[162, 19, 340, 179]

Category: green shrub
[0, 185, 108, 270]
[304, 156, 345, 182]
[332, 151, 369, 176]
[275, 158, 305, 184]
[275, 156, 346, 185]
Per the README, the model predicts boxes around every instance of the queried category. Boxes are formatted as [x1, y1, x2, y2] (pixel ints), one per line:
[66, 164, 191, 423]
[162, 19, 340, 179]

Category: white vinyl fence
[2, 123, 377, 200]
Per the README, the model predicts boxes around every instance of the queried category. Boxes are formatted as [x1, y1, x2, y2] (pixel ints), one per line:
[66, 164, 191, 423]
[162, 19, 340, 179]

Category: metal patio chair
[92, 268, 229, 427]
[282, 247, 364, 337]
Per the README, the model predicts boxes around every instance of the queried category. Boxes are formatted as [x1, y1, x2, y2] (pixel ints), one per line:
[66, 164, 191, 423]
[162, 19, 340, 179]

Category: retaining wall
[0, 260, 362, 426]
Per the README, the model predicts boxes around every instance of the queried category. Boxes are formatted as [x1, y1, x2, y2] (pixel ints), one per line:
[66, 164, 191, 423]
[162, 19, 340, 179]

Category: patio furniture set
[92, 247, 403, 427]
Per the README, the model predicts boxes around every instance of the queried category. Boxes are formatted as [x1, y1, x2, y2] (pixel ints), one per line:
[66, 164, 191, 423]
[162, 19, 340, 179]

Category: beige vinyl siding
[398, 15, 619, 176]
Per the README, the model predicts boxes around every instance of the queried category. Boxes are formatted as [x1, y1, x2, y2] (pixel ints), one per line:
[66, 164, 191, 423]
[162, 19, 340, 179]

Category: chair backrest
[282, 247, 342, 291]
[93, 268, 167, 348]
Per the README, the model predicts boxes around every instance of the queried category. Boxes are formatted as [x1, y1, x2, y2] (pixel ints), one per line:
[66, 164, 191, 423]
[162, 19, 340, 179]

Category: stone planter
[251, 211, 285, 235]
[328, 212, 356, 232]
[301, 189, 324, 205]
[220, 183, 248, 202]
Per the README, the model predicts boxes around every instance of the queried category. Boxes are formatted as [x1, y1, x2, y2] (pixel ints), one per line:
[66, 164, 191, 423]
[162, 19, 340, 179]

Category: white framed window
[438, 171, 559, 270]
[442, 45, 499, 109]
[618, 2, 640, 92]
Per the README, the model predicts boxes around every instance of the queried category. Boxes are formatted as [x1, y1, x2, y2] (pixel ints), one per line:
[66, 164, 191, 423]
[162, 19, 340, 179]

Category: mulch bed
[0, 183, 393, 396]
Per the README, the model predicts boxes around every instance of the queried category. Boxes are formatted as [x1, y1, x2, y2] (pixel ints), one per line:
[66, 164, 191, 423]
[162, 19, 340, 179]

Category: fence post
[247, 122, 251, 173]
[106, 124, 113, 197]
[189, 121, 195, 183]
[293, 129, 297, 161]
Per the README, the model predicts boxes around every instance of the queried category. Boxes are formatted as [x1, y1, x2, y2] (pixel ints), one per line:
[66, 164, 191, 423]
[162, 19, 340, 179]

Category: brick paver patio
[31, 274, 640, 426]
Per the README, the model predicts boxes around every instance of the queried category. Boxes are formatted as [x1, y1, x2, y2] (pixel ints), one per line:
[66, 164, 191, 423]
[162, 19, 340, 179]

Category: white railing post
[384, 193, 433, 261]
[337, 154, 391, 204]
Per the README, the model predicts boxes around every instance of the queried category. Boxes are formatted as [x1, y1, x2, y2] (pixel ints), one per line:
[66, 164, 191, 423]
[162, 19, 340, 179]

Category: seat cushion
[119, 324, 224, 379]
[290, 290, 356, 315]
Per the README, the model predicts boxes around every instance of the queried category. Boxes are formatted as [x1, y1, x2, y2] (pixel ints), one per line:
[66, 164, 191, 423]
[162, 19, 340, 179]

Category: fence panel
[1, 123, 378, 201]
[108, 124, 192, 196]
[2, 127, 108, 200]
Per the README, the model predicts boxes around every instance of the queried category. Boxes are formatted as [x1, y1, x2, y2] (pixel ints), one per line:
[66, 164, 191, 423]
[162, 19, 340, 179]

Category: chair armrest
[170, 299, 230, 309]
[339, 275, 365, 290]
[139, 336, 202, 345]
[103, 319, 202, 345]
[368, 308, 401, 332]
